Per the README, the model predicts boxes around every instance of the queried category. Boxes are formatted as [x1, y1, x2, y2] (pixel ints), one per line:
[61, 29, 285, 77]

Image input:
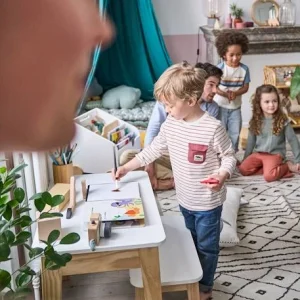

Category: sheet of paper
[83, 198, 144, 222]
[87, 181, 140, 201]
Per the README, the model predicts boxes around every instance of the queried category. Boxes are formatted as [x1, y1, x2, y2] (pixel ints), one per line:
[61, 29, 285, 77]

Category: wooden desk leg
[187, 282, 200, 300]
[139, 247, 162, 300]
[41, 258, 62, 300]
[135, 288, 145, 300]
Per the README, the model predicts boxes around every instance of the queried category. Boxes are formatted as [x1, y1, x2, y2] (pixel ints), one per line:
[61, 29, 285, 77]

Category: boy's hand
[228, 91, 236, 101]
[112, 166, 129, 181]
[201, 171, 229, 192]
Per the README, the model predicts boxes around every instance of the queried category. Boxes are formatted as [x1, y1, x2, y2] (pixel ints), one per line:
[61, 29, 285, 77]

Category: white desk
[32, 171, 166, 300]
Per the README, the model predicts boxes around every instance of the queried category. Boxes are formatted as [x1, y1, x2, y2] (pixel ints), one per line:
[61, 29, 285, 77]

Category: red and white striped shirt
[136, 113, 236, 211]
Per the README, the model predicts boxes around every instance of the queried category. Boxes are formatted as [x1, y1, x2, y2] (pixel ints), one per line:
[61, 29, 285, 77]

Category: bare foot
[200, 291, 213, 300]
[287, 161, 300, 173]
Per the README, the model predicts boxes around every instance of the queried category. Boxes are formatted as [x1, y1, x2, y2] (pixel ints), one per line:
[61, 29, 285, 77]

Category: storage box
[72, 108, 141, 173]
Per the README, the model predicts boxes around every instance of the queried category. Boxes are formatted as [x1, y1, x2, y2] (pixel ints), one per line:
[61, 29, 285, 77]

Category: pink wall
[163, 34, 207, 64]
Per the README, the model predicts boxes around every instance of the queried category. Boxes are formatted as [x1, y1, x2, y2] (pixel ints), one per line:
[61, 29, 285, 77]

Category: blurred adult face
[0, 0, 114, 151]
[201, 76, 220, 102]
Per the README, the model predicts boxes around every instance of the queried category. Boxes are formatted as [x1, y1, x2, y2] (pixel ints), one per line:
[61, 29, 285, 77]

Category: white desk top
[32, 171, 166, 254]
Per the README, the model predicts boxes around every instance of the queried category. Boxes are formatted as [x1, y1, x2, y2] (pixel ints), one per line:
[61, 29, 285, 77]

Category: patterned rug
[156, 164, 300, 300]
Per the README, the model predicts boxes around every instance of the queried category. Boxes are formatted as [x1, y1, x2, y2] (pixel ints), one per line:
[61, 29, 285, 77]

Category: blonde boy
[113, 61, 236, 299]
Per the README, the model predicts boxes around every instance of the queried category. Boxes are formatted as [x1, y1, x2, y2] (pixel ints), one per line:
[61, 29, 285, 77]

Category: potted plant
[290, 66, 300, 99]
[230, 3, 244, 28]
[0, 163, 80, 299]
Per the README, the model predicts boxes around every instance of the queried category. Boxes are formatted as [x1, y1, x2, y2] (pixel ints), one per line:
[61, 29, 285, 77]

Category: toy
[200, 178, 219, 184]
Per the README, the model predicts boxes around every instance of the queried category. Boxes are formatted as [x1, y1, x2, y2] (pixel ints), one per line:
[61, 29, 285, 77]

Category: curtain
[95, 0, 172, 100]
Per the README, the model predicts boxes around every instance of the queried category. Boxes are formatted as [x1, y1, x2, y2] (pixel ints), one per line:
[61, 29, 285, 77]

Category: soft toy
[101, 85, 141, 109]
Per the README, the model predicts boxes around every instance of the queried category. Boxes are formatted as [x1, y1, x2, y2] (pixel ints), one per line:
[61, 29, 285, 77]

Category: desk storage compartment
[72, 108, 141, 173]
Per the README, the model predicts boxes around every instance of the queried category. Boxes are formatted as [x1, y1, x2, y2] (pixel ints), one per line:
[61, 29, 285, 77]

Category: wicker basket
[264, 64, 300, 89]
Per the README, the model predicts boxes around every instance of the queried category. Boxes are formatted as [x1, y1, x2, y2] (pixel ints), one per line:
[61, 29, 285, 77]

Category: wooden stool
[130, 216, 202, 300]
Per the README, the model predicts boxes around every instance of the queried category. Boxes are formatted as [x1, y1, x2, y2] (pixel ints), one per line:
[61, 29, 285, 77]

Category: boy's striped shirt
[136, 113, 236, 211]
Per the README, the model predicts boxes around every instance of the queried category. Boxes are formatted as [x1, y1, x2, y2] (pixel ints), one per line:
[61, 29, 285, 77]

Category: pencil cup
[53, 163, 74, 184]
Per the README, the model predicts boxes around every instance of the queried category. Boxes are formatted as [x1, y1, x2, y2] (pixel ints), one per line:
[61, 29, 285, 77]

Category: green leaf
[3, 177, 15, 191]
[0, 204, 6, 216]
[291, 66, 300, 99]
[19, 266, 36, 276]
[41, 192, 52, 206]
[3, 205, 12, 221]
[44, 245, 55, 256]
[4, 230, 15, 245]
[15, 272, 32, 288]
[0, 220, 10, 235]
[61, 253, 72, 264]
[0, 269, 11, 292]
[47, 252, 67, 267]
[14, 188, 25, 204]
[0, 180, 3, 194]
[29, 247, 43, 259]
[60, 233, 80, 245]
[34, 198, 46, 212]
[44, 257, 59, 270]
[47, 229, 60, 244]
[16, 231, 31, 241]
[8, 163, 27, 177]
[14, 231, 31, 244]
[39, 212, 63, 219]
[16, 207, 31, 214]
[51, 195, 65, 207]
[29, 192, 43, 200]
[7, 199, 19, 209]
[0, 166, 7, 174]
[12, 215, 32, 228]
[0, 234, 10, 262]
[0, 194, 9, 206]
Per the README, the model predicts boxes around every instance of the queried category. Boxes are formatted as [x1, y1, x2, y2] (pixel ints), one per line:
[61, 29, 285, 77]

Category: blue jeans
[218, 107, 242, 152]
[180, 205, 223, 293]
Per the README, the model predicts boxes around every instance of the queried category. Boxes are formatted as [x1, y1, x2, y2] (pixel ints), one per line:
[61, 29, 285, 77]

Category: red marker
[200, 178, 219, 184]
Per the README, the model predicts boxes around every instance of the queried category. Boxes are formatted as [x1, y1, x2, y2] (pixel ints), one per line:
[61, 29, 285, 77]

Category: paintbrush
[112, 149, 120, 192]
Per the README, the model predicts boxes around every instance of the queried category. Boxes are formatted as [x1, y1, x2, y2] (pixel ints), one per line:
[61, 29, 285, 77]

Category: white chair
[130, 216, 203, 300]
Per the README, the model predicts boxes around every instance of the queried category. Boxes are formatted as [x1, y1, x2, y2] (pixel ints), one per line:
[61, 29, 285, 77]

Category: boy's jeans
[180, 205, 223, 293]
[219, 107, 242, 152]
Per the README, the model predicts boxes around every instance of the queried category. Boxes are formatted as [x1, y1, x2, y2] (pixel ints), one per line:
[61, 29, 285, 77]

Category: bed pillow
[219, 186, 244, 247]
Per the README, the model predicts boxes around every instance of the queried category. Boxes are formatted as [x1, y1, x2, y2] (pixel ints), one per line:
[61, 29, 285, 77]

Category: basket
[264, 64, 300, 89]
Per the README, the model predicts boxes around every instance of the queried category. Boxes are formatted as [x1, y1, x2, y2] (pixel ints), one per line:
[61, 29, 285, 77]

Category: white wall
[153, 0, 207, 35]
[153, 0, 300, 36]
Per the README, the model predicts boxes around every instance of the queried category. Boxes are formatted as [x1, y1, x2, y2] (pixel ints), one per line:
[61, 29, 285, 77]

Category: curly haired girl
[239, 84, 300, 182]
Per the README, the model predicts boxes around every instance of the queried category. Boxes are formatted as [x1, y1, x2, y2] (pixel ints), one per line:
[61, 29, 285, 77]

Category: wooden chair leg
[135, 287, 145, 300]
[187, 283, 200, 300]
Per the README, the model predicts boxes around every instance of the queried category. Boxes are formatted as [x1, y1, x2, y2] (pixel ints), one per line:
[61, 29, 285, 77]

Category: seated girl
[239, 84, 300, 182]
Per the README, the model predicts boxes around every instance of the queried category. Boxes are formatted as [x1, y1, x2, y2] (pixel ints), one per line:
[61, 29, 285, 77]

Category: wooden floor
[60, 270, 187, 300]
